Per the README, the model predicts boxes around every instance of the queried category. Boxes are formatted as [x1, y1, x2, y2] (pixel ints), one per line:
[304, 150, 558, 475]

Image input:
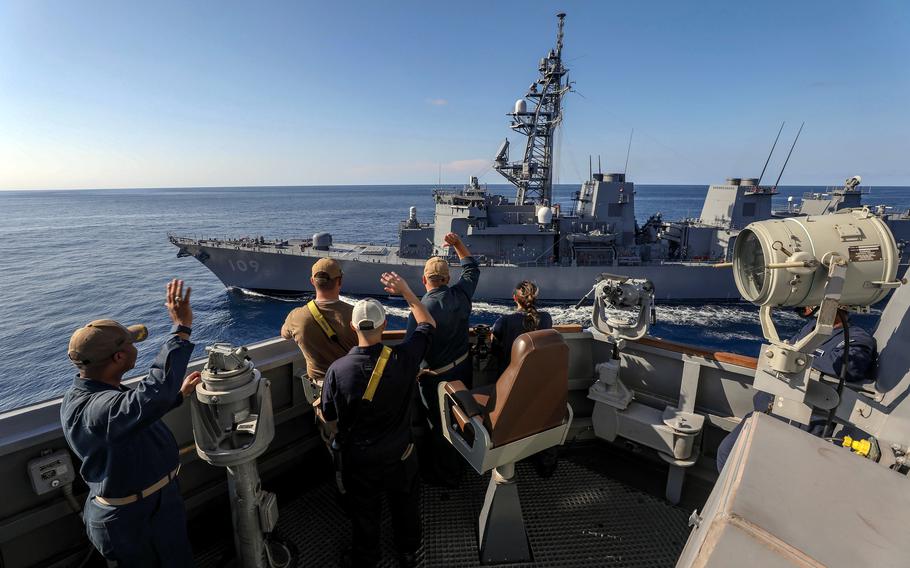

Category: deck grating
[194, 451, 691, 567]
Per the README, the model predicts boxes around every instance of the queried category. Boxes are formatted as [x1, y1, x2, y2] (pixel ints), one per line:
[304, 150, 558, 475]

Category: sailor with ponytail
[492, 280, 553, 371]
[491, 280, 558, 477]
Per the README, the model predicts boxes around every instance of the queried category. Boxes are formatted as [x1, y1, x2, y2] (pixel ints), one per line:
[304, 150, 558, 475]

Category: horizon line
[3, 181, 904, 193]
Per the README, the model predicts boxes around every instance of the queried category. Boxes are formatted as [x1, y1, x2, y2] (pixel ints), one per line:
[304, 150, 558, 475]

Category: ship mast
[494, 13, 570, 206]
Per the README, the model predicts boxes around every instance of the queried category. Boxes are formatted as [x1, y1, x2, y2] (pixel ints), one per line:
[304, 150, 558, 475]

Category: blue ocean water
[1, 184, 908, 413]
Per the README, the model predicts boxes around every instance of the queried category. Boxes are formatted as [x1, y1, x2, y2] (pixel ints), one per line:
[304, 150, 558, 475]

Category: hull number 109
[228, 259, 260, 272]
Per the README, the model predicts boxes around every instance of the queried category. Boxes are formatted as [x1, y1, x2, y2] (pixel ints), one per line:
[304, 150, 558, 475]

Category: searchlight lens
[733, 229, 767, 303]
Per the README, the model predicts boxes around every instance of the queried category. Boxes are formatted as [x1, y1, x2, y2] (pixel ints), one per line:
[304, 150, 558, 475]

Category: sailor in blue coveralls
[61, 279, 202, 567]
[322, 272, 436, 568]
[716, 307, 878, 472]
[405, 232, 479, 487]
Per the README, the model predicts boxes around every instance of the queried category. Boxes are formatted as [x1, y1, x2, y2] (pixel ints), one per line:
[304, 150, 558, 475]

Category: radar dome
[537, 206, 553, 225]
[514, 99, 527, 114]
[312, 232, 333, 251]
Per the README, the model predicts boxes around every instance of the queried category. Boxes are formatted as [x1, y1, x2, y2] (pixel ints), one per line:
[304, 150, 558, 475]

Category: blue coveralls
[60, 335, 195, 567]
[492, 310, 554, 373]
[405, 256, 480, 485]
[322, 323, 434, 567]
[716, 320, 877, 472]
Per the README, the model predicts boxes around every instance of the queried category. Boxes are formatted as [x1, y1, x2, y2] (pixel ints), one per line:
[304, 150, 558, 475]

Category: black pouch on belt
[330, 438, 346, 494]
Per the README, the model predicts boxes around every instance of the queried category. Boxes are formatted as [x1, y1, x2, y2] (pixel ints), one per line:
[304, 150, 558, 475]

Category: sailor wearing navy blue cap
[61, 279, 201, 567]
[322, 273, 435, 568]
[716, 307, 877, 473]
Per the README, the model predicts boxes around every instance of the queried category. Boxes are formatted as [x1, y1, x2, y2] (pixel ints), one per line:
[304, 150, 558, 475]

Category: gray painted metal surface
[677, 413, 910, 568]
[169, 236, 742, 300]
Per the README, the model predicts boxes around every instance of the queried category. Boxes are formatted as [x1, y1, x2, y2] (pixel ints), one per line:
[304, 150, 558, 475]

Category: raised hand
[443, 232, 462, 247]
[443, 232, 471, 259]
[180, 371, 202, 398]
[380, 271, 413, 297]
[165, 279, 193, 328]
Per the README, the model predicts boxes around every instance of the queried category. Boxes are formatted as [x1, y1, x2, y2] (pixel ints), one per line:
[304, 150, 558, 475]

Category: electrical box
[27, 449, 76, 495]
[258, 491, 279, 533]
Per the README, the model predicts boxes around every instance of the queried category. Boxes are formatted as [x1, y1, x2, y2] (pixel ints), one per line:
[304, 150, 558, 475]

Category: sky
[1, 0, 908, 190]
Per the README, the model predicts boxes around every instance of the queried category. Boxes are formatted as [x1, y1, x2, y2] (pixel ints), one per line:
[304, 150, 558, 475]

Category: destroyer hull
[177, 242, 741, 301]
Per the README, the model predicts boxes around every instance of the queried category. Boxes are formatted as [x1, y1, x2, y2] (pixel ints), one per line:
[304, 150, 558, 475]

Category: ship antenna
[556, 12, 566, 57]
[756, 121, 785, 187]
[493, 12, 570, 206]
[623, 129, 634, 175]
[597, 155, 602, 174]
[773, 122, 804, 190]
[589, 155, 592, 180]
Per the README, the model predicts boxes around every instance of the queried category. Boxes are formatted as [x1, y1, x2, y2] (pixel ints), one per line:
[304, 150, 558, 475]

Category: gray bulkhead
[797, 188, 864, 216]
[661, 177, 776, 260]
[430, 182, 557, 265]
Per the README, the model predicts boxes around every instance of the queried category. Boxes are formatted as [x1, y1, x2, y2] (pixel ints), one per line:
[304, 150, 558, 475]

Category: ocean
[1, 183, 908, 413]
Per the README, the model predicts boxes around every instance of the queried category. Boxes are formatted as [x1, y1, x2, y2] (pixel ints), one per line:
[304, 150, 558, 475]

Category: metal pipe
[227, 462, 266, 568]
[766, 261, 817, 269]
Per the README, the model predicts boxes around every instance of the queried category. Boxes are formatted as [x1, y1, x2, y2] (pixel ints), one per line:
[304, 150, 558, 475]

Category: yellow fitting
[842, 436, 872, 457]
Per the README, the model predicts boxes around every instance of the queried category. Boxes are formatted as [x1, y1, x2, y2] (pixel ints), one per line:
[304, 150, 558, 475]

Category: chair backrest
[486, 329, 569, 446]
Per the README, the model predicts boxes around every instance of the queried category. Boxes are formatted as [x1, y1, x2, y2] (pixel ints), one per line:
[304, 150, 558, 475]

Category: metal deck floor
[193, 450, 692, 567]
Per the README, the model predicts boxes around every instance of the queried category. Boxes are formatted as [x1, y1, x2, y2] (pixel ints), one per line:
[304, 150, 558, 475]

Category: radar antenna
[493, 12, 571, 206]
[756, 121, 785, 187]
[773, 122, 804, 190]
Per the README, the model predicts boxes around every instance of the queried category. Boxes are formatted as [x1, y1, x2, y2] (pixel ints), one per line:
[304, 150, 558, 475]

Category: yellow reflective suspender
[306, 300, 338, 343]
[362, 346, 392, 402]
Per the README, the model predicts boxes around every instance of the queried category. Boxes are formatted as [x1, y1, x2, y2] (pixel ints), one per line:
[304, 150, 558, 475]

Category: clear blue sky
[1, 0, 908, 189]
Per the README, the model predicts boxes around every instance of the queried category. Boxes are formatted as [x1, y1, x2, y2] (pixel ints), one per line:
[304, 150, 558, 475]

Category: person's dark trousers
[342, 450, 421, 567]
[82, 480, 193, 567]
[418, 358, 472, 486]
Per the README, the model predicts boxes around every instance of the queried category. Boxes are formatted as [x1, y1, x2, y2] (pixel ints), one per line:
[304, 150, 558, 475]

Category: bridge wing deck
[192, 449, 691, 567]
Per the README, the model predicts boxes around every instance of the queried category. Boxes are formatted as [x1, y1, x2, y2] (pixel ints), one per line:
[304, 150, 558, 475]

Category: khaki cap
[424, 257, 450, 280]
[312, 258, 343, 279]
[68, 319, 148, 368]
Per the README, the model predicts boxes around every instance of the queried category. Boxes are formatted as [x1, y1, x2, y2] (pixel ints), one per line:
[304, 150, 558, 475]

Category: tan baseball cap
[312, 258, 343, 279]
[424, 257, 450, 280]
[68, 319, 148, 368]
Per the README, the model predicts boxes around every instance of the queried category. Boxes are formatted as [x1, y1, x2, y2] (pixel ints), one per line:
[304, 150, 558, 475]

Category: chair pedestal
[478, 463, 531, 564]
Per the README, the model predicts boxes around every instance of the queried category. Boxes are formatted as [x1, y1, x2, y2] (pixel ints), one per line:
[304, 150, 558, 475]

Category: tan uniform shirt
[281, 300, 357, 383]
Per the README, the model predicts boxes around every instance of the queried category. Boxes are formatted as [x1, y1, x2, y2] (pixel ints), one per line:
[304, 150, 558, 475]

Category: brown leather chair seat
[444, 329, 569, 447]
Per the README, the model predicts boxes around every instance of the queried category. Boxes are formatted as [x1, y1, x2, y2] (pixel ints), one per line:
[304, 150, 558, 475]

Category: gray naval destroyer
[169, 14, 906, 301]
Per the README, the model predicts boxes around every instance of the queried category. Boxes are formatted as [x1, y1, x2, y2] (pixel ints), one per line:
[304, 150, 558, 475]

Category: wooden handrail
[634, 336, 758, 369]
[380, 324, 584, 341]
[382, 324, 756, 369]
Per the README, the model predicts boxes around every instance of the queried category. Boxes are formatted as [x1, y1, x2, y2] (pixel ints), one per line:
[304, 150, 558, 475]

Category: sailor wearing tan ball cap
[406, 232, 480, 488]
[60, 279, 202, 567]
